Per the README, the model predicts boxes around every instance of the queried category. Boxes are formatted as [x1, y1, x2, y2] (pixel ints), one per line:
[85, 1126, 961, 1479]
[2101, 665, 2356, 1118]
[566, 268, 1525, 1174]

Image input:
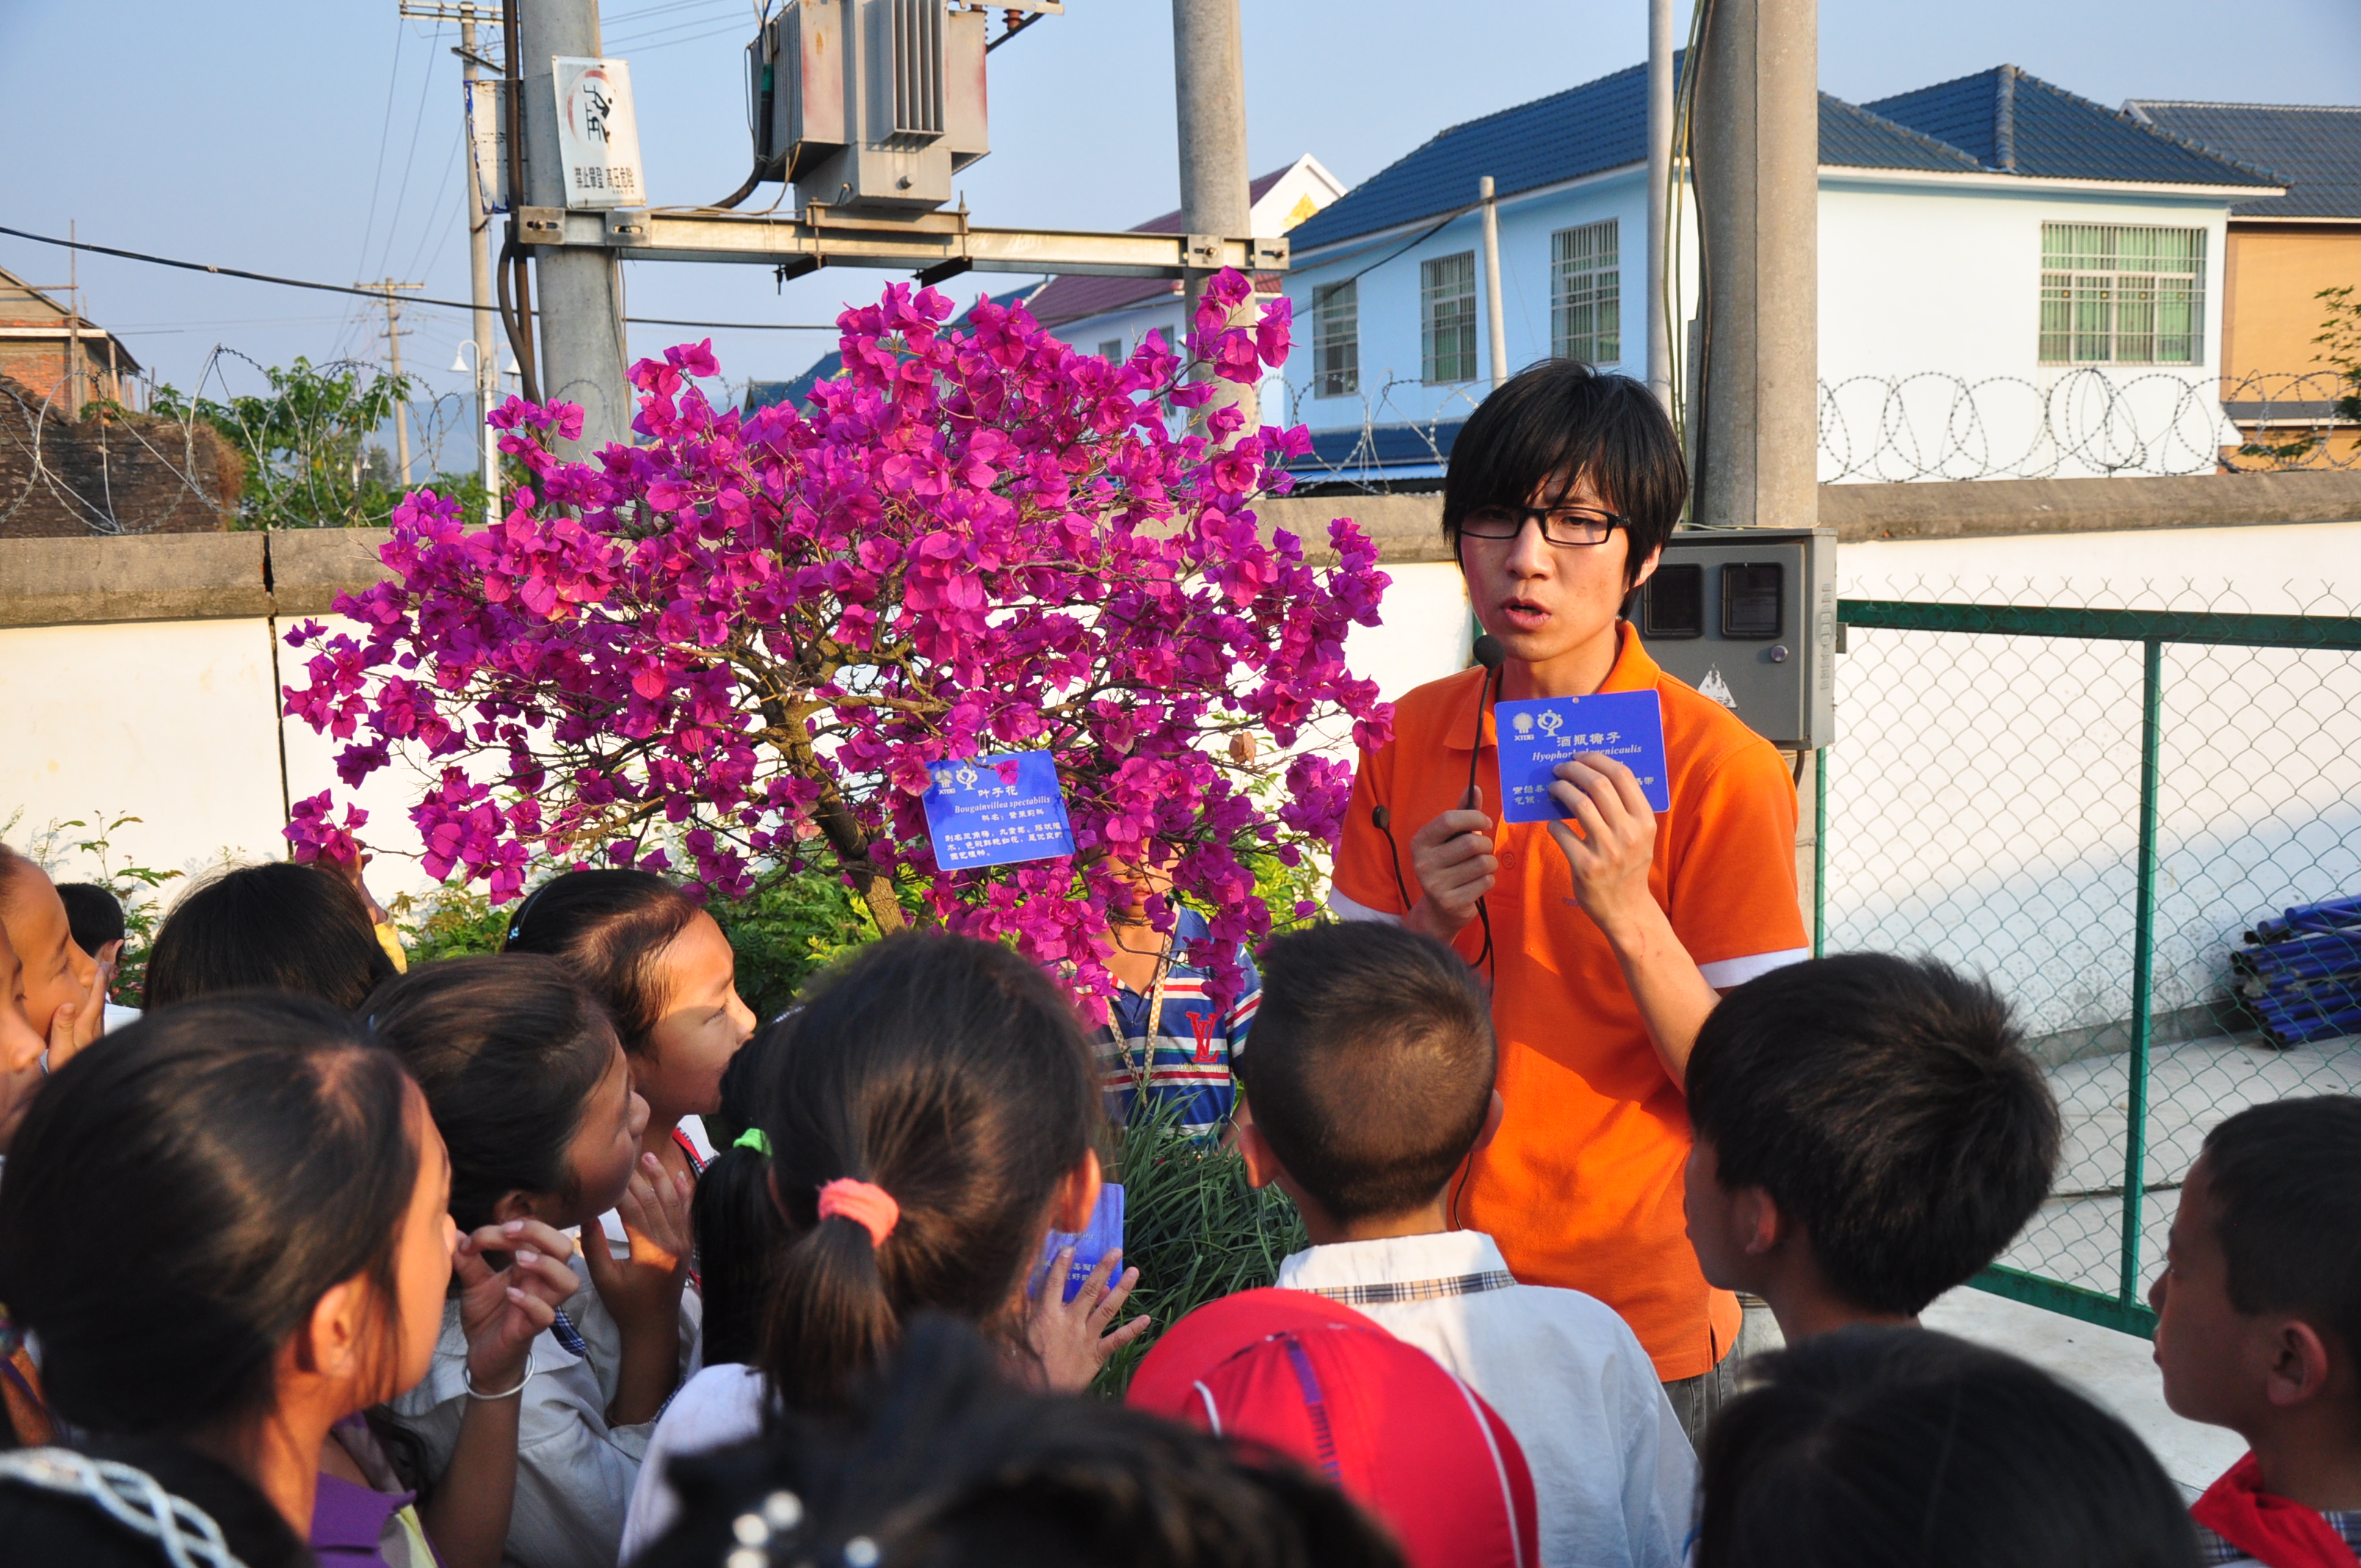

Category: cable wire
[0, 225, 840, 331]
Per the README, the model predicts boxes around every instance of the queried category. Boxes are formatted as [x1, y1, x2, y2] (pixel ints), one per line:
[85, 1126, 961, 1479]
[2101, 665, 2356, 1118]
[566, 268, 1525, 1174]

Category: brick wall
[0, 374, 240, 537]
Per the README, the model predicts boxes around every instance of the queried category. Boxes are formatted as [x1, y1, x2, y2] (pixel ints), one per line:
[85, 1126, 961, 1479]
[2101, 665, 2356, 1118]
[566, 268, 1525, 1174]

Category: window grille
[1551, 219, 1621, 365]
[2039, 225, 2206, 366]
[1421, 252, 1479, 384]
[1312, 280, 1359, 397]
[1098, 338, 1123, 363]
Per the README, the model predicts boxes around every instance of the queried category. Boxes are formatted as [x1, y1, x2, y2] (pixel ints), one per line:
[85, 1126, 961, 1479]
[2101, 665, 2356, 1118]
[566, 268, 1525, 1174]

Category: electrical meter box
[1628, 527, 1836, 750]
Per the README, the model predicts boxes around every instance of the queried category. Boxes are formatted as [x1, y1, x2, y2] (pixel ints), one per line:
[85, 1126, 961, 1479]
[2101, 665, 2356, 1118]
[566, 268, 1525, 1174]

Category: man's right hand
[1404, 787, 1497, 941]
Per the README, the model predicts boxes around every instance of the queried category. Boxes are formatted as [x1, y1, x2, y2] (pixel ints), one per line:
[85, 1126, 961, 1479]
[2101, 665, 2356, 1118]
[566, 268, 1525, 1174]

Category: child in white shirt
[1234, 921, 1697, 1568]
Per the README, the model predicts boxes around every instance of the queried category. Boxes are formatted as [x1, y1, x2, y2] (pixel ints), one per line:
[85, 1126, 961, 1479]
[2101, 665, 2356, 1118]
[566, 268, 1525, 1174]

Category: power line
[0, 225, 844, 331]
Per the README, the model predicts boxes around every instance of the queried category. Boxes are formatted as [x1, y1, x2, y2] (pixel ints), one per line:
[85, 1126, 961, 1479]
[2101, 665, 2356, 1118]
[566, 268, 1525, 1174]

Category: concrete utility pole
[520, 0, 633, 456]
[460, 7, 501, 522]
[360, 279, 426, 484]
[1644, 0, 1675, 409]
[1172, 0, 1255, 434]
[1691, 0, 1817, 529]
[1479, 175, 1509, 388]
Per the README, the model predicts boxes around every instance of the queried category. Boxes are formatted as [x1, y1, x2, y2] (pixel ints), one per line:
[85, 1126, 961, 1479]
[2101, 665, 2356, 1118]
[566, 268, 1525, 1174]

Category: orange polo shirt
[1331, 621, 1807, 1381]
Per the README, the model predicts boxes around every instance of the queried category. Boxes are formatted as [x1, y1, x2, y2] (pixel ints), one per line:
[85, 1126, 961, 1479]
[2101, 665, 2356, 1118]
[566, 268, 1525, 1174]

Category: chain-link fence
[1819, 580, 2361, 1335]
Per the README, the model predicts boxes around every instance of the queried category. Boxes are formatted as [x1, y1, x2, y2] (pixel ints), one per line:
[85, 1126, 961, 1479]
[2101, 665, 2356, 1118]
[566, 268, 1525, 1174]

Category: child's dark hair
[1686, 954, 2060, 1316]
[640, 1313, 1402, 1568]
[365, 954, 620, 1232]
[1440, 359, 1686, 583]
[501, 868, 704, 1056]
[1238, 923, 1494, 1222]
[53, 882, 124, 957]
[756, 933, 1098, 1416]
[144, 860, 396, 1012]
[694, 1022, 793, 1367]
[1697, 1326, 2199, 1568]
[0, 994, 418, 1440]
[2199, 1094, 2361, 1363]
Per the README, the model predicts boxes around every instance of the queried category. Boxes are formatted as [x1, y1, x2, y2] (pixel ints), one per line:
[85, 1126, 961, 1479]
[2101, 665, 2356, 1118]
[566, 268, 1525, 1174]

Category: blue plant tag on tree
[1495, 690, 1672, 823]
[1037, 1182, 1125, 1303]
[921, 750, 1077, 870]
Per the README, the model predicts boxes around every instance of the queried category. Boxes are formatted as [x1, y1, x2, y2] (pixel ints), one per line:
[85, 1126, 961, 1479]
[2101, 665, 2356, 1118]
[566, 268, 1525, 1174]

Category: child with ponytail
[615, 932, 1152, 1560]
[369, 954, 700, 1568]
[0, 995, 575, 1568]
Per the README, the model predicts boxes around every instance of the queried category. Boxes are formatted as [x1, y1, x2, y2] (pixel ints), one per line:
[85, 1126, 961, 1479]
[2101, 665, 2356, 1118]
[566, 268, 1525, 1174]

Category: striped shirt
[1096, 907, 1261, 1137]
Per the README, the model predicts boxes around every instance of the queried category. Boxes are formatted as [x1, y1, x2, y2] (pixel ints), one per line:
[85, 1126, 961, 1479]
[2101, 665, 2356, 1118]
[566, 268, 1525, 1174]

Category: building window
[1551, 219, 1620, 365]
[1312, 280, 1358, 397]
[2039, 224, 2205, 365]
[1098, 338, 1123, 363]
[1421, 252, 1479, 384]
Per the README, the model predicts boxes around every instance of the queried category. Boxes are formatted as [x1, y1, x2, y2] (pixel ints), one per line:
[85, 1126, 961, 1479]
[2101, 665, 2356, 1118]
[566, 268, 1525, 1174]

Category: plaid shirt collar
[2197, 1511, 2361, 1565]
[1274, 1229, 1520, 1307]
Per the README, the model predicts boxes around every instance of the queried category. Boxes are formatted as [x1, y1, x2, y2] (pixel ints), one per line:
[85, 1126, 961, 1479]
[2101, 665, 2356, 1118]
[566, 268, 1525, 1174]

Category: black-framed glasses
[1459, 504, 1625, 547]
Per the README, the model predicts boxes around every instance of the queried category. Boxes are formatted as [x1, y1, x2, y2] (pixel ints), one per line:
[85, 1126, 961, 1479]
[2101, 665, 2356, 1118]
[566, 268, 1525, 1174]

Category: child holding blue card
[1327, 360, 1810, 1445]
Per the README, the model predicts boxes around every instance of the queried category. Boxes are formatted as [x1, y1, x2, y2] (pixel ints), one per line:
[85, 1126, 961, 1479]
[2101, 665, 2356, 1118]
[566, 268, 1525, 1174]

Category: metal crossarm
[519, 206, 1289, 281]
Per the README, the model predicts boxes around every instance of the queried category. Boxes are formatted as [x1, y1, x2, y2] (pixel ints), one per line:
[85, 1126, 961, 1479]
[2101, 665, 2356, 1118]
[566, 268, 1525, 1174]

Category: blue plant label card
[922, 749, 1076, 870]
[1495, 690, 1672, 823]
[1037, 1182, 1125, 1303]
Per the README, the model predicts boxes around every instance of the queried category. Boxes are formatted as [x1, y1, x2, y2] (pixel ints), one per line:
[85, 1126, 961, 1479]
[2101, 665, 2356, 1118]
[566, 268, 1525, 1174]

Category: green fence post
[2121, 639, 2164, 1308]
[1813, 746, 1828, 958]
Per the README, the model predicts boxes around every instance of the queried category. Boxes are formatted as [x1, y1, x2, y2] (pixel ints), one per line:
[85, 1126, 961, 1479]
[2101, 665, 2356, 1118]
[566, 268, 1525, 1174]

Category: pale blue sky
[2, 0, 2353, 464]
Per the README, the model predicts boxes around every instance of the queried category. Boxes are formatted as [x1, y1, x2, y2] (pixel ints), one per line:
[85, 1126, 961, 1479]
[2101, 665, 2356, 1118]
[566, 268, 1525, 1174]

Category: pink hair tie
[816, 1178, 899, 1247]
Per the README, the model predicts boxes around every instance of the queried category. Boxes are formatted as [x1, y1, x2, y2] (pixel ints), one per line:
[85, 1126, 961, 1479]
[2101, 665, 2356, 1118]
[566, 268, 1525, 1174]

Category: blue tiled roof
[1866, 67, 2280, 189]
[1291, 59, 2282, 257]
[1818, 95, 1984, 173]
[2123, 101, 2361, 219]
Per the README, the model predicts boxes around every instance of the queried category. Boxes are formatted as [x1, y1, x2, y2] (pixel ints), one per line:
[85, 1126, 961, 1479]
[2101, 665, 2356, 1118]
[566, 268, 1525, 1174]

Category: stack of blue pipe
[2234, 894, 2361, 1048]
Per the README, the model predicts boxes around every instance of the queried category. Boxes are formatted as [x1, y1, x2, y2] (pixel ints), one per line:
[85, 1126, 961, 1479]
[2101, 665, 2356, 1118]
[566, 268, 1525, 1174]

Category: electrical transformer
[1630, 526, 1837, 750]
[747, 0, 1039, 216]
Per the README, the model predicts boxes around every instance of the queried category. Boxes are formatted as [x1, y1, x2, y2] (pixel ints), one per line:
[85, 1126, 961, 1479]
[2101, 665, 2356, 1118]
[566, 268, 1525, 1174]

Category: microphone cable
[1465, 636, 1507, 983]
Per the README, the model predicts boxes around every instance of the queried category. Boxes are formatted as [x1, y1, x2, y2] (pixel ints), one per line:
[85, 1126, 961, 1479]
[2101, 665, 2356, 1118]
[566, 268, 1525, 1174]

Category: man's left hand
[1545, 754, 1658, 936]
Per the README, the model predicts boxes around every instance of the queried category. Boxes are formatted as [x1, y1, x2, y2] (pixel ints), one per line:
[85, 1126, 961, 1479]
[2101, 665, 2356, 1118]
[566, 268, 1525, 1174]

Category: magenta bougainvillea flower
[282, 272, 1391, 1015]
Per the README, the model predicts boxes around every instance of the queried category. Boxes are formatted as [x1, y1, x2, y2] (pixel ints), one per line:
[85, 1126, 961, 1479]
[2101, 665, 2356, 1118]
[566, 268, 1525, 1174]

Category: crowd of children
[0, 359, 2354, 1568]
[0, 833, 2351, 1568]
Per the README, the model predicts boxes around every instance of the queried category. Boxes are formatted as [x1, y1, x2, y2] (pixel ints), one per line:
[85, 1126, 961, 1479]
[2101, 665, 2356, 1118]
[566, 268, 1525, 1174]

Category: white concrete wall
[2, 614, 446, 907]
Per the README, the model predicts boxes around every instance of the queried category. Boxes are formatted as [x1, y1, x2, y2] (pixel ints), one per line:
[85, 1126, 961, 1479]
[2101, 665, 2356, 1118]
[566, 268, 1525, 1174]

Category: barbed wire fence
[1267, 369, 2356, 492]
[1822, 575, 2361, 1332]
[1, 344, 485, 536]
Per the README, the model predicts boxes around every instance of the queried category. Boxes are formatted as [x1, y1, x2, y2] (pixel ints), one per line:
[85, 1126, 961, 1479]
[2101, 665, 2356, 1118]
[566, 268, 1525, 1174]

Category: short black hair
[54, 882, 125, 955]
[144, 861, 397, 1014]
[2200, 1095, 2361, 1365]
[640, 1313, 1402, 1568]
[1697, 1326, 2199, 1568]
[1236, 923, 1494, 1224]
[1440, 359, 1686, 585]
[1686, 954, 2060, 1316]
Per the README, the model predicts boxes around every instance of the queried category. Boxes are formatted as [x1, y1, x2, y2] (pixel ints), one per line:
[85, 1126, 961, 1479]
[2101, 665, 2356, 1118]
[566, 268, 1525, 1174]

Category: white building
[1026, 153, 1345, 376]
[1278, 62, 2282, 485]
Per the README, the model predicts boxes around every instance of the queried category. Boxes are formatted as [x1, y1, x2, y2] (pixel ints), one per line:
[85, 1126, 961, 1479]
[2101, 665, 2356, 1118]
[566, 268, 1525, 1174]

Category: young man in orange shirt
[1327, 360, 1809, 1440]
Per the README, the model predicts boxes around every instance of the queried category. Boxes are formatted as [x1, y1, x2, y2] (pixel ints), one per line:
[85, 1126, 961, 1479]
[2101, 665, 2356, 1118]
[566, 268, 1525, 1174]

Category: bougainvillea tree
[280, 269, 1391, 1015]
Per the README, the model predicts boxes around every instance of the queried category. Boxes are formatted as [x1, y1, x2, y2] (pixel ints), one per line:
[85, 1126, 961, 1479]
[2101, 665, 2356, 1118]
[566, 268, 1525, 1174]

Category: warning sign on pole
[551, 57, 646, 210]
